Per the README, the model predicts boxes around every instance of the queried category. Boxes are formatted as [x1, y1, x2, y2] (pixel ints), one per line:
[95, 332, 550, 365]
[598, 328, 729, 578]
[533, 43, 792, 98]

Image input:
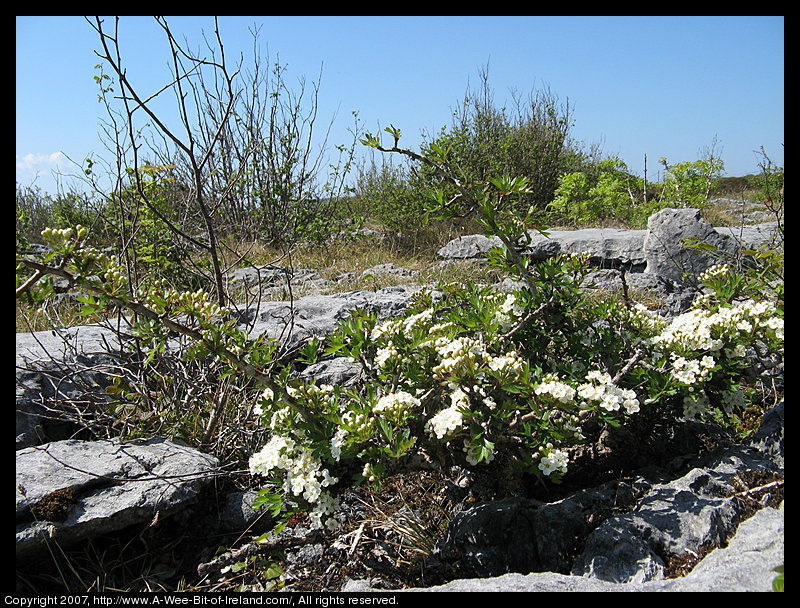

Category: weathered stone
[437, 208, 780, 288]
[436, 234, 502, 260]
[360, 263, 419, 280]
[528, 228, 647, 268]
[643, 208, 729, 282]
[344, 500, 783, 591]
[643, 208, 780, 283]
[425, 479, 647, 580]
[225, 265, 325, 289]
[16, 437, 219, 561]
[236, 285, 420, 349]
[300, 356, 362, 386]
[16, 324, 125, 364]
[16, 352, 120, 449]
[217, 489, 274, 535]
[437, 228, 647, 269]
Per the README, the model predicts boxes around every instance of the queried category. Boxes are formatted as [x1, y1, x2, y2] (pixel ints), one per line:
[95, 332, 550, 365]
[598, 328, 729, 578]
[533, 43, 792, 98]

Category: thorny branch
[17, 257, 325, 436]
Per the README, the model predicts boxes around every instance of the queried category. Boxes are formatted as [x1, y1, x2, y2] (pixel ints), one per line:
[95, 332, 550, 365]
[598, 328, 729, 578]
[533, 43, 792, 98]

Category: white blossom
[538, 448, 569, 476]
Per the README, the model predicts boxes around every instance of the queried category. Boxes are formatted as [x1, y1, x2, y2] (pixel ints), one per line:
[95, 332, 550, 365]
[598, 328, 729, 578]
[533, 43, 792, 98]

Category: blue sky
[17, 16, 784, 196]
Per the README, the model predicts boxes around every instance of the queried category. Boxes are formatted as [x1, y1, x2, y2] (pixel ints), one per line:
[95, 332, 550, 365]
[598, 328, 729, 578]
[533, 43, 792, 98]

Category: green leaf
[772, 565, 784, 592]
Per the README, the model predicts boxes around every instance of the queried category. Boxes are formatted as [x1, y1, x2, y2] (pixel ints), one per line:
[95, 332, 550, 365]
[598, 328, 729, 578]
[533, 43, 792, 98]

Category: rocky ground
[16, 207, 784, 593]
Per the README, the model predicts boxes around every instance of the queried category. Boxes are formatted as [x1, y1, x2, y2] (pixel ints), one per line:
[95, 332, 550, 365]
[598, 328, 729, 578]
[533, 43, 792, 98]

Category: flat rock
[437, 208, 780, 287]
[16, 436, 219, 561]
[235, 285, 420, 349]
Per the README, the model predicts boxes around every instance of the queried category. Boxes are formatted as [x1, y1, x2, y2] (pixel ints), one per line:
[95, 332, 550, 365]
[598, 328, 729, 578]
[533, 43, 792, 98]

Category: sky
[17, 16, 784, 197]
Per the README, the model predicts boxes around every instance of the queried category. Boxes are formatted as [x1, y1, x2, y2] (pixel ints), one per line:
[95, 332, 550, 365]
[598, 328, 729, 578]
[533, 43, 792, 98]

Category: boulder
[225, 264, 327, 290]
[360, 263, 419, 280]
[235, 285, 420, 349]
[437, 208, 780, 288]
[216, 489, 275, 535]
[424, 479, 648, 580]
[643, 208, 732, 283]
[300, 356, 362, 386]
[643, 208, 781, 283]
[16, 436, 219, 561]
[436, 234, 502, 260]
[528, 228, 647, 268]
[437, 228, 646, 269]
[16, 324, 125, 365]
[344, 500, 783, 591]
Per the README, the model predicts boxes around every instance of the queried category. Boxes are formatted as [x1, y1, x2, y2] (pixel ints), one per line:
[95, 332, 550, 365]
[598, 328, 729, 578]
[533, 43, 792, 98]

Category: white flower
[670, 354, 715, 386]
[488, 351, 525, 376]
[425, 391, 468, 439]
[402, 309, 434, 334]
[538, 448, 569, 476]
[699, 264, 730, 283]
[493, 293, 524, 330]
[432, 336, 488, 377]
[463, 438, 495, 466]
[373, 390, 420, 422]
[683, 392, 710, 420]
[534, 374, 576, 404]
[577, 370, 640, 414]
[330, 428, 348, 462]
[374, 343, 398, 369]
[250, 434, 340, 530]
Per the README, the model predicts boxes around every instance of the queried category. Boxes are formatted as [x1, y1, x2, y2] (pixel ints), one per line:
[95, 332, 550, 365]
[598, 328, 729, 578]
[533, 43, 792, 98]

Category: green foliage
[751, 146, 784, 212]
[548, 157, 647, 225]
[417, 77, 582, 217]
[16, 184, 98, 248]
[772, 565, 784, 592]
[355, 161, 429, 234]
[659, 156, 724, 206]
[105, 164, 197, 289]
[356, 70, 588, 236]
[19, 120, 784, 533]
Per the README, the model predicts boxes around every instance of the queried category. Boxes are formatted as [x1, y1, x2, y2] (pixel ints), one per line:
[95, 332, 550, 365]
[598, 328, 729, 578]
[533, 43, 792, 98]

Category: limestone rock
[436, 208, 780, 289]
[360, 263, 419, 280]
[16, 436, 219, 561]
[236, 285, 420, 349]
[300, 356, 362, 386]
[344, 501, 782, 591]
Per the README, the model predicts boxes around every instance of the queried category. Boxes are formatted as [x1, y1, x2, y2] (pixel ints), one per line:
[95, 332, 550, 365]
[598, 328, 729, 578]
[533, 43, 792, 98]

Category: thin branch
[17, 258, 325, 435]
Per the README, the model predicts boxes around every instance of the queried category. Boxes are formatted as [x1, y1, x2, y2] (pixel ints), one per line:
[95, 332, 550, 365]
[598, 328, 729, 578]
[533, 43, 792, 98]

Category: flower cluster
[249, 434, 341, 530]
[373, 390, 420, 423]
[699, 263, 731, 283]
[493, 293, 525, 330]
[41, 225, 88, 244]
[487, 351, 525, 377]
[425, 388, 469, 439]
[537, 445, 569, 476]
[339, 410, 375, 442]
[682, 392, 711, 420]
[432, 336, 488, 378]
[577, 370, 640, 414]
[670, 354, 716, 386]
[534, 373, 576, 404]
[650, 298, 783, 354]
